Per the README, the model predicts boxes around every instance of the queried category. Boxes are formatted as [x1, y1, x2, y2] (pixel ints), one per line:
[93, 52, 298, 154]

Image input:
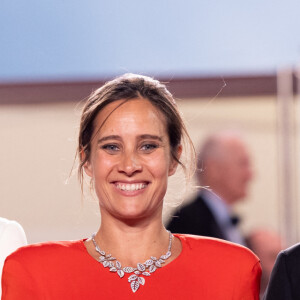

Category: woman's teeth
[116, 183, 147, 191]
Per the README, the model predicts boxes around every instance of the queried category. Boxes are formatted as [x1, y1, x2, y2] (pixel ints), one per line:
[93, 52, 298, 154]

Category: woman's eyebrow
[97, 135, 122, 144]
[97, 134, 163, 144]
[138, 134, 163, 142]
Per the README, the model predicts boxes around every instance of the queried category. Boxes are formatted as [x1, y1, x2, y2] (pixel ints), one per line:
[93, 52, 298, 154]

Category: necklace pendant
[128, 275, 145, 293]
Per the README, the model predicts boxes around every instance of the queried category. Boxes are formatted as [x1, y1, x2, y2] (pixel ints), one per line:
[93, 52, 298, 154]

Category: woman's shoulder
[6, 239, 85, 263]
[175, 233, 259, 265]
[2, 240, 91, 293]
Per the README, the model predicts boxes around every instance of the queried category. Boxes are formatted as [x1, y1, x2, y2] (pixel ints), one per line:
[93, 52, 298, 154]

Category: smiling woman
[2, 74, 261, 299]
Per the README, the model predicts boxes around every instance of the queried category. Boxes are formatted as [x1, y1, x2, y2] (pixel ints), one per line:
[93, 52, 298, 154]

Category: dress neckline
[79, 233, 186, 271]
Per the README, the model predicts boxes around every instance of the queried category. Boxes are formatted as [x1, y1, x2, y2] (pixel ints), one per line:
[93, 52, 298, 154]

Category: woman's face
[84, 98, 180, 221]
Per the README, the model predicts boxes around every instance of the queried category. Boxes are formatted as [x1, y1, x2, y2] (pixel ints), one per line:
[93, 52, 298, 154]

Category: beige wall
[0, 96, 283, 244]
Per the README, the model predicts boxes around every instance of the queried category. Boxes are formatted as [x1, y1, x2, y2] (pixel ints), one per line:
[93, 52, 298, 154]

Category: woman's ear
[81, 149, 93, 177]
[84, 161, 93, 177]
[168, 145, 183, 176]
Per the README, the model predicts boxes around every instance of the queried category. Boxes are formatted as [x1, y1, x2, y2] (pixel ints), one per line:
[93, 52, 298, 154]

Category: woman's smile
[114, 182, 148, 192]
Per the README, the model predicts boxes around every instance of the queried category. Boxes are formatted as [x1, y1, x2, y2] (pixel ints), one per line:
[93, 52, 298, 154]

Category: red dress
[2, 234, 261, 299]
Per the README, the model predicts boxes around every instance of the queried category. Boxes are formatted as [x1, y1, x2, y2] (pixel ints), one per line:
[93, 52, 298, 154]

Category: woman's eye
[101, 144, 120, 152]
[141, 144, 158, 152]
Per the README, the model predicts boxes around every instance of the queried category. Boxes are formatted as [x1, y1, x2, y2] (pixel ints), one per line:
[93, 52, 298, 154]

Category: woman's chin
[116, 210, 148, 221]
[110, 206, 158, 224]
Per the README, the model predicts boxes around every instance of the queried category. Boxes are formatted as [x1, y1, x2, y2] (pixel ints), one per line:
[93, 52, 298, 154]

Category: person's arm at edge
[263, 251, 293, 300]
[0, 221, 27, 259]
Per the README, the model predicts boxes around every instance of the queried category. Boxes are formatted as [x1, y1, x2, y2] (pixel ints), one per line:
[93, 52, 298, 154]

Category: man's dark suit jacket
[264, 243, 300, 300]
[166, 193, 226, 239]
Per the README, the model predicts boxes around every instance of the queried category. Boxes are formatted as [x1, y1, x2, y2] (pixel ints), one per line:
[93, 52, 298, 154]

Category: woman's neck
[93, 217, 169, 267]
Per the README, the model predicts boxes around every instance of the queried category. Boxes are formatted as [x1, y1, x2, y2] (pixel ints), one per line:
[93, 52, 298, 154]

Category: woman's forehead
[93, 98, 167, 136]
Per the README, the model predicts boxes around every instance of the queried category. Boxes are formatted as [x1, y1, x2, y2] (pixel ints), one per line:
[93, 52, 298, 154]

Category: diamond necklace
[91, 231, 173, 293]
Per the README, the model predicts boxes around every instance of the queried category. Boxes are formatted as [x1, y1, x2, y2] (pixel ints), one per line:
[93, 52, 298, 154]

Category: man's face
[214, 139, 253, 204]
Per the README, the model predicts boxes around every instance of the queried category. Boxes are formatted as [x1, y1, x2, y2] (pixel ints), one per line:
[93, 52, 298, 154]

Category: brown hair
[77, 73, 195, 188]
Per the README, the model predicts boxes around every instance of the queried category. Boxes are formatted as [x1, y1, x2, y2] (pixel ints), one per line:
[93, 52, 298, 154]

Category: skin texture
[84, 98, 182, 266]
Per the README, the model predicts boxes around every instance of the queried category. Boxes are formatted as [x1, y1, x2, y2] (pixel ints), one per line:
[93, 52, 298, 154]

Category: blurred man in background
[167, 130, 252, 245]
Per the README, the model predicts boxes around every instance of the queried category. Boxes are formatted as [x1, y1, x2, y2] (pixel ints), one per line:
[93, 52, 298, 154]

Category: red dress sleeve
[234, 260, 262, 300]
[2, 256, 38, 300]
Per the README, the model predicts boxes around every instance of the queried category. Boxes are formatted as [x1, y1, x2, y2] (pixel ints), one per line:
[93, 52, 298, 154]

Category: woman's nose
[118, 152, 142, 176]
